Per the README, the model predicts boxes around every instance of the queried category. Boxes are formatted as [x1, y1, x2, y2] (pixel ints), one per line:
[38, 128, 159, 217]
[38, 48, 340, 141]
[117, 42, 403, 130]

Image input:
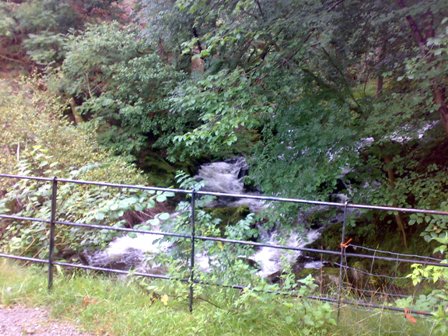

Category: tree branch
[254, 0, 265, 19]
[327, 0, 345, 12]
[192, 27, 203, 52]
[0, 54, 25, 64]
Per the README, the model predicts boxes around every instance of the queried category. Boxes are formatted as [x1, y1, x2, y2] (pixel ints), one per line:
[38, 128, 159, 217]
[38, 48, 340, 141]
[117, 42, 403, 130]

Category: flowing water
[87, 157, 323, 278]
[196, 157, 265, 212]
[251, 229, 321, 278]
[87, 232, 170, 272]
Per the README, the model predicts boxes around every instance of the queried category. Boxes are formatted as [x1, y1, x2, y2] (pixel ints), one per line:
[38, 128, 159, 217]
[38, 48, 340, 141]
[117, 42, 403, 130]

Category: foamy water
[252, 229, 321, 277]
[88, 157, 324, 278]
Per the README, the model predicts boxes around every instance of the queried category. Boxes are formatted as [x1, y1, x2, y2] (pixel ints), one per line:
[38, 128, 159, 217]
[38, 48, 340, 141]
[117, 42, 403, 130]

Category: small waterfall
[86, 228, 171, 273]
[252, 230, 321, 278]
[197, 157, 247, 194]
[196, 157, 265, 212]
[196, 157, 327, 277]
[85, 157, 324, 278]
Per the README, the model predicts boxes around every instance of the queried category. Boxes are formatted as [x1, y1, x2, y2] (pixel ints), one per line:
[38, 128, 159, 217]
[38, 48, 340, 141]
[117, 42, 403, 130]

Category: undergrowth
[0, 260, 438, 336]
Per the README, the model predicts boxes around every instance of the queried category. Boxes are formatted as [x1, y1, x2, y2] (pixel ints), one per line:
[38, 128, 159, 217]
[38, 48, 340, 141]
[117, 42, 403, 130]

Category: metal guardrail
[0, 173, 447, 318]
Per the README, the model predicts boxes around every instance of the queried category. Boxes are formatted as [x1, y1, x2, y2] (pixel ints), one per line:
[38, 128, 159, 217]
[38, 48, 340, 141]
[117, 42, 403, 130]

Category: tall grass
[0, 260, 436, 335]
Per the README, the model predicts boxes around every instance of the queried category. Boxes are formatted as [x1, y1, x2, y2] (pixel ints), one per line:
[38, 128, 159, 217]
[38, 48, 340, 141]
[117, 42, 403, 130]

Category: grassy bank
[0, 260, 435, 335]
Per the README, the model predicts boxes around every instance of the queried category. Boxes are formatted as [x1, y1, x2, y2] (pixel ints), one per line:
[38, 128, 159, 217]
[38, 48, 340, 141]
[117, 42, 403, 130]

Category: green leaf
[149, 218, 160, 226]
[158, 212, 170, 220]
[156, 194, 167, 202]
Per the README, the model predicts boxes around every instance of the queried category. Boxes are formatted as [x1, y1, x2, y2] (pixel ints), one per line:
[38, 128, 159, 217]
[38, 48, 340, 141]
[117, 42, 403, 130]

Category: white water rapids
[88, 157, 322, 278]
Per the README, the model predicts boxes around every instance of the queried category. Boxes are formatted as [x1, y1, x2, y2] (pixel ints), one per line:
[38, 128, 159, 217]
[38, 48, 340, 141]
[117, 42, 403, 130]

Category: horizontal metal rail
[187, 280, 433, 316]
[0, 252, 49, 264]
[339, 252, 447, 267]
[0, 174, 55, 182]
[2, 173, 448, 215]
[342, 287, 409, 299]
[0, 214, 50, 223]
[55, 220, 191, 239]
[350, 244, 444, 262]
[307, 296, 434, 316]
[0, 252, 187, 281]
[53, 261, 183, 281]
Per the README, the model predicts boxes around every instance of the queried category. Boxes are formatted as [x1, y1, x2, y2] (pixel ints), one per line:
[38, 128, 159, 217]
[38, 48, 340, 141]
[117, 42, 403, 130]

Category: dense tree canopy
[134, 0, 448, 244]
[1, 0, 448, 246]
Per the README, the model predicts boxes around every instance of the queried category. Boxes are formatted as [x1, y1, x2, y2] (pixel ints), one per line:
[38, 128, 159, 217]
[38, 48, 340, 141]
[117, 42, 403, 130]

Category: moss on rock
[209, 206, 250, 224]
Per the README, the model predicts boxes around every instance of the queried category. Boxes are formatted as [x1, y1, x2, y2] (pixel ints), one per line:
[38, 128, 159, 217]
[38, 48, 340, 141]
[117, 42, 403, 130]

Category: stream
[87, 157, 324, 278]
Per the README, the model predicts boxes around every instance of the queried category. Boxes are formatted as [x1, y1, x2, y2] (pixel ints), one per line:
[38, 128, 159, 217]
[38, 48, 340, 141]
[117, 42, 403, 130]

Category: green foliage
[0, 0, 81, 64]
[79, 53, 185, 156]
[0, 78, 141, 182]
[2, 2, 448, 329]
[398, 234, 448, 334]
[0, 144, 174, 256]
[170, 68, 267, 160]
[60, 23, 143, 97]
[14, 0, 81, 34]
[175, 170, 204, 191]
[0, 4, 15, 38]
[145, 1, 448, 234]
[0, 79, 175, 256]
[400, 18, 448, 92]
[227, 274, 336, 335]
[57, 22, 186, 158]
[23, 32, 65, 65]
[147, 171, 260, 286]
[0, 0, 128, 66]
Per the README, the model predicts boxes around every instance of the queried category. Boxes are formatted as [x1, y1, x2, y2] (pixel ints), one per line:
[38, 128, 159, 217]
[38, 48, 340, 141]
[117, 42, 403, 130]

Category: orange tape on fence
[404, 308, 417, 324]
[340, 238, 352, 249]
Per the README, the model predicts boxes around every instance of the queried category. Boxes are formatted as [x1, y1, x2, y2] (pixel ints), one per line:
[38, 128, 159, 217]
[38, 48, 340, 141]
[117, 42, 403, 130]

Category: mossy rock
[295, 267, 319, 279]
[207, 206, 251, 233]
[139, 153, 185, 187]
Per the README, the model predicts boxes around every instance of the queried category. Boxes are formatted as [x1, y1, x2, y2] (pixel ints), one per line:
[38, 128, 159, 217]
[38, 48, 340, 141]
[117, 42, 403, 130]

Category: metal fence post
[188, 190, 196, 312]
[48, 177, 58, 291]
[337, 201, 349, 321]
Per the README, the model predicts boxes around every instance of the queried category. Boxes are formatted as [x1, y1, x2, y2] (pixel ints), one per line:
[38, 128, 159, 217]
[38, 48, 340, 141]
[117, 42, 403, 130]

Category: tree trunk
[375, 42, 385, 96]
[432, 83, 448, 134]
[69, 98, 84, 125]
[384, 156, 408, 248]
[376, 75, 384, 96]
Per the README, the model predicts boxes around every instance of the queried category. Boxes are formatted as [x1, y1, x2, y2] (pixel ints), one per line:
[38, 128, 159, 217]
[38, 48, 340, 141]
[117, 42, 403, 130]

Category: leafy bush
[0, 80, 172, 256]
[0, 148, 174, 257]
[0, 4, 15, 38]
[398, 234, 448, 335]
[170, 68, 267, 161]
[78, 53, 185, 156]
[59, 22, 145, 97]
[14, 0, 81, 34]
[23, 32, 65, 65]
[0, 79, 128, 180]
[53, 22, 186, 159]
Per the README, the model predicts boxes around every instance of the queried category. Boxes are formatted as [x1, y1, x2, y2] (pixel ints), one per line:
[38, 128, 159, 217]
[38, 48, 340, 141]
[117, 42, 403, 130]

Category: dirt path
[0, 305, 92, 336]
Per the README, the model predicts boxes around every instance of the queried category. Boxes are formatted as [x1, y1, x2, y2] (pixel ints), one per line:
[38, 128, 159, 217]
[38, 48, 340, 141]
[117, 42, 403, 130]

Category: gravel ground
[0, 305, 92, 336]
